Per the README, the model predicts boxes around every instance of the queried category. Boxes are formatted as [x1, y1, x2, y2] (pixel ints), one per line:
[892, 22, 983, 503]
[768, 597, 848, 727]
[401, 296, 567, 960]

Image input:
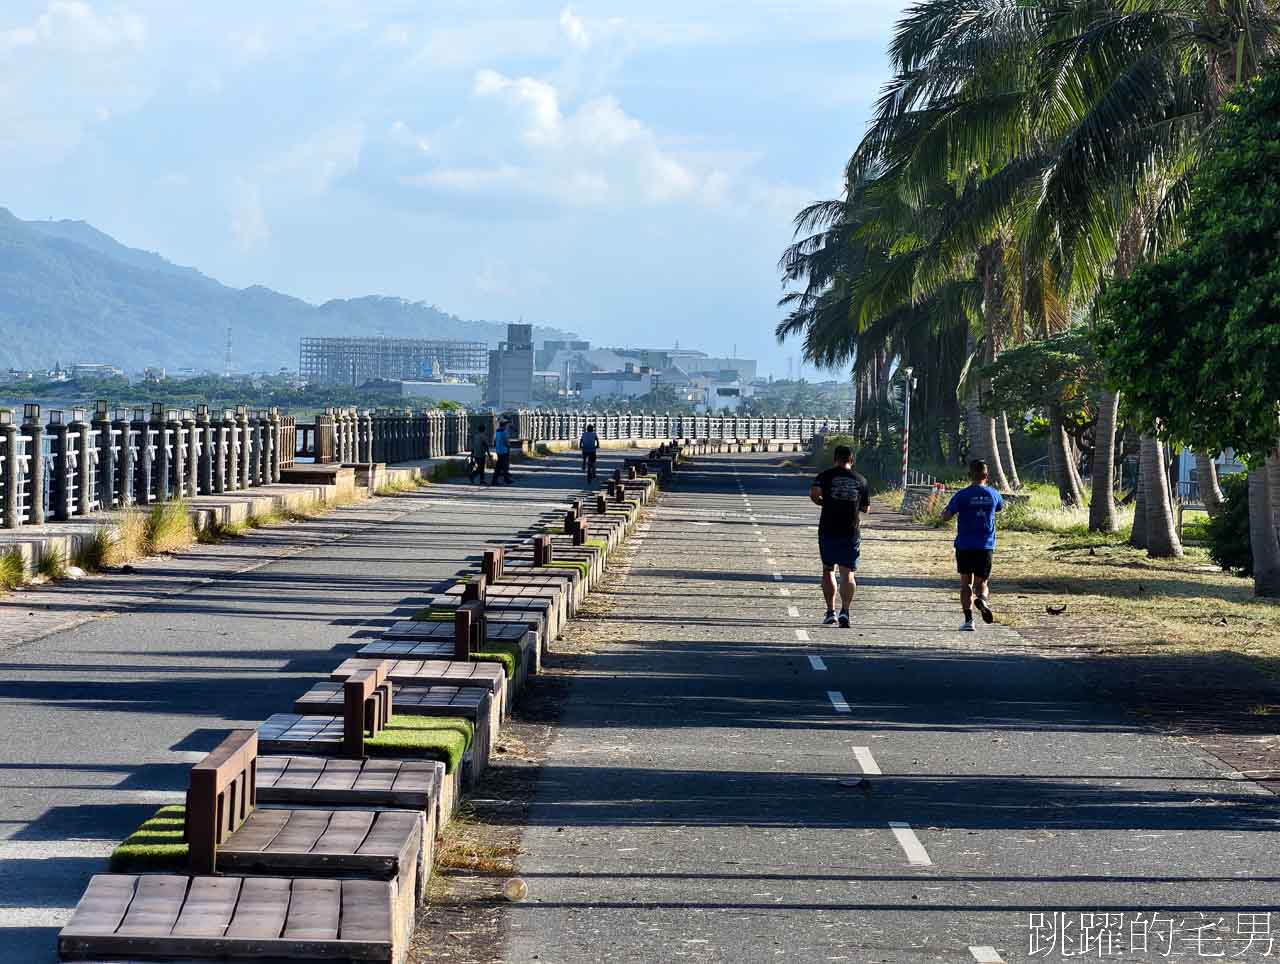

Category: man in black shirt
[809, 444, 870, 627]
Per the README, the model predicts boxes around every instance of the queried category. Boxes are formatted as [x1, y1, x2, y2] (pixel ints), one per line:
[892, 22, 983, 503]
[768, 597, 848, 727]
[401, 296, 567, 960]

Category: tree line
[778, 0, 1280, 595]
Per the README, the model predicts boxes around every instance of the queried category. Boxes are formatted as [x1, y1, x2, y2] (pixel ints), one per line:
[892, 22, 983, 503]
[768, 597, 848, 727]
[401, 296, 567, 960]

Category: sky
[1, 1, 898, 377]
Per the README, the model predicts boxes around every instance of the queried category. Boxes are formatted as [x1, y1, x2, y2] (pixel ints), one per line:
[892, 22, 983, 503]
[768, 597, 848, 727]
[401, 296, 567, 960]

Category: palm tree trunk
[1142, 435, 1183, 558]
[997, 412, 1021, 489]
[1195, 452, 1225, 516]
[1067, 435, 1087, 502]
[1129, 450, 1148, 549]
[976, 245, 1011, 491]
[1048, 407, 1082, 506]
[1249, 456, 1280, 596]
[1089, 389, 1121, 532]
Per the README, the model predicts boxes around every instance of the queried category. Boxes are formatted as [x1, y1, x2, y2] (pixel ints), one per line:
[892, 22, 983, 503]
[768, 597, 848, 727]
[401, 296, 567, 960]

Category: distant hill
[0, 208, 575, 372]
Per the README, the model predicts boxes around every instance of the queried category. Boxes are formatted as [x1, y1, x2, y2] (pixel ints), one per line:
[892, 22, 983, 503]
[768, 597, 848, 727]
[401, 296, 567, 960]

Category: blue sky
[1, 1, 897, 376]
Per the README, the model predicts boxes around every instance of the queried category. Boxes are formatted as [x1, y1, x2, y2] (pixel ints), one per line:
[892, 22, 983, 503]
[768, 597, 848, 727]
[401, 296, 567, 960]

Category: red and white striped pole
[900, 366, 914, 490]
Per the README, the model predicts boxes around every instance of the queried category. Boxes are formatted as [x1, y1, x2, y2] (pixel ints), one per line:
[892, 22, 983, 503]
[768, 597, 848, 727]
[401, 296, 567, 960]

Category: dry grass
[37, 546, 68, 580]
[73, 528, 115, 572]
[0, 548, 25, 590]
[145, 501, 195, 554]
[105, 508, 149, 565]
[375, 476, 420, 497]
[868, 507, 1280, 665]
[435, 806, 522, 875]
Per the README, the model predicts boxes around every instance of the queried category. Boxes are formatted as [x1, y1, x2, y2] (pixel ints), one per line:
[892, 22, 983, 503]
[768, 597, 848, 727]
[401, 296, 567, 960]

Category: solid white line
[807, 655, 827, 671]
[794, 629, 810, 642]
[778, 587, 791, 596]
[969, 948, 1005, 964]
[827, 690, 850, 713]
[787, 605, 800, 617]
[889, 822, 933, 866]
[853, 746, 881, 775]
[772, 573, 783, 582]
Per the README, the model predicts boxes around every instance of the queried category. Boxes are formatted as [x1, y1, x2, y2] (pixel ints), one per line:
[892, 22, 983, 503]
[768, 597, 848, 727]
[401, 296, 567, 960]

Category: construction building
[486, 324, 535, 409]
[299, 336, 488, 385]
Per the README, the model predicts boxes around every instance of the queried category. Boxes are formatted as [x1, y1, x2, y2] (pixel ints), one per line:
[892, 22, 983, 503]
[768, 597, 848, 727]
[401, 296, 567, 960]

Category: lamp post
[899, 366, 916, 489]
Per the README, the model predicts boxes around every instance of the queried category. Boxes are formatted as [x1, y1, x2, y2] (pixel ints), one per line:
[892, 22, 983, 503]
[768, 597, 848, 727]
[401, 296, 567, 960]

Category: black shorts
[956, 549, 993, 579]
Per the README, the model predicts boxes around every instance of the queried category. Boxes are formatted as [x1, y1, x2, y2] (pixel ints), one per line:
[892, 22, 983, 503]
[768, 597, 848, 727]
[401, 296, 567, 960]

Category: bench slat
[170, 876, 241, 938]
[115, 874, 188, 936]
[338, 879, 394, 944]
[262, 809, 331, 855]
[313, 758, 363, 791]
[220, 808, 289, 854]
[356, 811, 420, 859]
[222, 877, 291, 939]
[59, 874, 138, 937]
[310, 810, 377, 855]
[271, 756, 326, 790]
[282, 878, 341, 941]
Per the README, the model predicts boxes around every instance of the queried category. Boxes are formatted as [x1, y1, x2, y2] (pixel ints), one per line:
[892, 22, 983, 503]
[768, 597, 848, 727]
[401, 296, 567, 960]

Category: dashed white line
[778, 587, 790, 596]
[889, 822, 933, 866]
[794, 629, 810, 642]
[766, 558, 777, 566]
[853, 746, 881, 775]
[787, 605, 800, 617]
[807, 655, 827, 671]
[827, 690, 850, 713]
[969, 947, 1005, 964]
[772, 573, 783, 582]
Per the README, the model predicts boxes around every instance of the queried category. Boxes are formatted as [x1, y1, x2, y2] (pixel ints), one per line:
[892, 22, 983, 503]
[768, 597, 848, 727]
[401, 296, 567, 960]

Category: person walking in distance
[491, 420, 514, 486]
[580, 423, 600, 481]
[940, 459, 1004, 631]
[809, 444, 870, 627]
[468, 425, 490, 485]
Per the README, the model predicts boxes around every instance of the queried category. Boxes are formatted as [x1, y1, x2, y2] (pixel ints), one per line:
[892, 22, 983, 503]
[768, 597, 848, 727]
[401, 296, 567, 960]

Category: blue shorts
[818, 534, 860, 570]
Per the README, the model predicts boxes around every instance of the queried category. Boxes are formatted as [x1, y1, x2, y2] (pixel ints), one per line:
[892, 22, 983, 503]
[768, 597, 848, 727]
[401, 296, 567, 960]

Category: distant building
[486, 324, 535, 409]
[579, 364, 655, 402]
[300, 336, 489, 385]
[143, 367, 166, 383]
[536, 339, 591, 369]
[698, 381, 748, 414]
[674, 354, 758, 383]
[401, 380, 482, 405]
[71, 363, 124, 379]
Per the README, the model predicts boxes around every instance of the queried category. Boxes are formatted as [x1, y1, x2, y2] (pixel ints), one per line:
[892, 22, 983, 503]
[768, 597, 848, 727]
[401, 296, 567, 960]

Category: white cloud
[559, 6, 590, 50]
[0, 2, 146, 54]
[262, 124, 365, 196]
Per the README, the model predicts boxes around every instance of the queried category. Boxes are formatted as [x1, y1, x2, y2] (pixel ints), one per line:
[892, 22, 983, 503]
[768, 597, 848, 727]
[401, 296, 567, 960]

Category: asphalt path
[0, 450, 617, 963]
[507, 453, 1280, 963]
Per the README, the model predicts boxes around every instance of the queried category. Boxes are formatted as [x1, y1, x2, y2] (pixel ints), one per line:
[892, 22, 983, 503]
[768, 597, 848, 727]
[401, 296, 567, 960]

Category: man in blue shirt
[940, 459, 1004, 631]
[491, 420, 514, 486]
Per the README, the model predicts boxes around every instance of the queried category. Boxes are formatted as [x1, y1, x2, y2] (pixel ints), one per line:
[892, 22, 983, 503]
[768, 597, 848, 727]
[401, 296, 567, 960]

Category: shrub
[146, 501, 194, 554]
[74, 529, 115, 572]
[105, 508, 149, 565]
[1206, 472, 1252, 575]
[0, 548, 25, 589]
[38, 546, 68, 580]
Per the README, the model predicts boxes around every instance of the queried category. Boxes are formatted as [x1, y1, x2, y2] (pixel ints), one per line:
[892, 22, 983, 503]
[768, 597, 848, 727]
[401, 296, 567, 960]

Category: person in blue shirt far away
[940, 459, 1004, 631]
[491, 420, 514, 486]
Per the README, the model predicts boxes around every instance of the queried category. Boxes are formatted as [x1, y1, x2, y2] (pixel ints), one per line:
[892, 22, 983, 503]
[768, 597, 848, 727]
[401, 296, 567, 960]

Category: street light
[899, 366, 916, 490]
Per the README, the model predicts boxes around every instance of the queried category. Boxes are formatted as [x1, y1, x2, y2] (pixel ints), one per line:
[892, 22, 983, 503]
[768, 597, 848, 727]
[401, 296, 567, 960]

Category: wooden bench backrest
[460, 573, 487, 605]
[534, 534, 553, 566]
[482, 547, 504, 583]
[563, 508, 577, 534]
[571, 498, 583, 517]
[343, 661, 392, 759]
[595, 494, 607, 514]
[186, 729, 258, 874]
[454, 600, 486, 659]
[572, 518, 589, 546]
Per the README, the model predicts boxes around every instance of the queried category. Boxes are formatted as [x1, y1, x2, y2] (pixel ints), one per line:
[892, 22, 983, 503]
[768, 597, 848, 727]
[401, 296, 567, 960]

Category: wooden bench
[258, 665, 464, 827]
[370, 617, 537, 686]
[481, 545, 582, 612]
[332, 656, 510, 723]
[59, 874, 404, 963]
[446, 571, 567, 637]
[291, 680, 493, 788]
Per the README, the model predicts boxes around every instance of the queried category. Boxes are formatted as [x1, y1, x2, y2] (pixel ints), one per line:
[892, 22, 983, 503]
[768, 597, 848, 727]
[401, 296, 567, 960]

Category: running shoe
[974, 597, 994, 623]
[838, 611, 850, 629]
[823, 610, 837, 626]
[960, 619, 976, 632]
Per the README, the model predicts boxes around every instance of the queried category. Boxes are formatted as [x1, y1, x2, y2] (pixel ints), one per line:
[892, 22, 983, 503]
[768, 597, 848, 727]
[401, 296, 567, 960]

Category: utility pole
[900, 366, 915, 489]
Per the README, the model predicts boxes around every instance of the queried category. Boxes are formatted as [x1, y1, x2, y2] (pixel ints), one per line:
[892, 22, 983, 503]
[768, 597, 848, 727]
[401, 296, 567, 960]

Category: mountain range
[0, 208, 574, 373]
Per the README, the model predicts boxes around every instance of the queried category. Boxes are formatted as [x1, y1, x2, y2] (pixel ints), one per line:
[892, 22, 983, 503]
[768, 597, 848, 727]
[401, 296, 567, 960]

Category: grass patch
[73, 528, 115, 572]
[375, 476, 420, 497]
[145, 501, 195, 554]
[37, 546, 67, 580]
[436, 807, 520, 874]
[585, 538, 607, 552]
[366, 715, 473, 773]
[109, 804, 188, 872]
[472, 643, 520, 679]
[410, 606, 455, 621]
[244, 508, 286, 529]
[547, 559, 590, 580]
[0, 548, 25, 589]
[105, 508, 149, 565]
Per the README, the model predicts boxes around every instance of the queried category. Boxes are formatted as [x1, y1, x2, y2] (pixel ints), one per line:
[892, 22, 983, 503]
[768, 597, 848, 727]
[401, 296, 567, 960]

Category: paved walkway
[0, 450, 619, 963]
[507, 453, 1280, 962]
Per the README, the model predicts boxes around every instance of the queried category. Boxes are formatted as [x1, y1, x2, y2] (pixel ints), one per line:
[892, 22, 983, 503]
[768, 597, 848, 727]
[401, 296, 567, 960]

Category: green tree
[1098, 70, 1280, 591]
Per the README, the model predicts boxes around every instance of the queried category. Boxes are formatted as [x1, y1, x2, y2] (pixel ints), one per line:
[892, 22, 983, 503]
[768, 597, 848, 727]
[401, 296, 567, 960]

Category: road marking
[787, 605, 799, 617]
[827, 690, 850, 713]
[807, 655, 827, 671]
[778, 587, 791, 596]
[853, 746, 881, 775]
[766, 558, 777, 566]
[772, 573, 783, 581]
[795, 629, 810, 642]
[889, 822, 933, 866]
[969, 948, 1005, 964]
